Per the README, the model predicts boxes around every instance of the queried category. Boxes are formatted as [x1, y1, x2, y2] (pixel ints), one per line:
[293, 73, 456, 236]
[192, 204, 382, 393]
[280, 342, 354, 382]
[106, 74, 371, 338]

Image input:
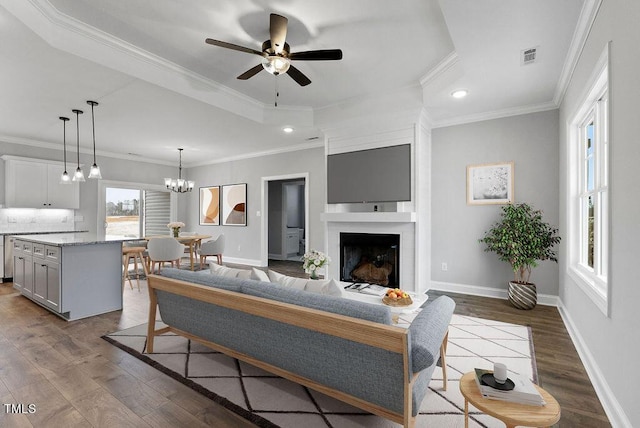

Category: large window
[99, 181, 175, 240]
[105, 188, 170, 239]
[568, 48, 609, 315]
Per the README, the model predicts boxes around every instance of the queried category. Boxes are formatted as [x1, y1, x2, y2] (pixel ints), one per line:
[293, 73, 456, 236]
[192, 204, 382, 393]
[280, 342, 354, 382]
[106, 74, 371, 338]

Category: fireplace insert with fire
[340, 232, 399, 287]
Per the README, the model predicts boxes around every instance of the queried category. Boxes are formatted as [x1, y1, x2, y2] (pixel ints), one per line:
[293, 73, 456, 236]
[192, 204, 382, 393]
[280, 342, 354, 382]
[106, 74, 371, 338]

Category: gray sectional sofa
[146, 268, 455, 428]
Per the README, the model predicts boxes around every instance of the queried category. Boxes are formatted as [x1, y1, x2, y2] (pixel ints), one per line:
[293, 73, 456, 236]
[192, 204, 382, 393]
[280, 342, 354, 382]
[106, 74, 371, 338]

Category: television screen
[327, 144, 411, 204]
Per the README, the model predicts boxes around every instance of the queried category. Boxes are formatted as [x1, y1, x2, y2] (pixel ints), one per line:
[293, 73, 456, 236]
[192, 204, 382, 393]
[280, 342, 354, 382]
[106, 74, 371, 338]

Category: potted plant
[479, 203, 561, 309]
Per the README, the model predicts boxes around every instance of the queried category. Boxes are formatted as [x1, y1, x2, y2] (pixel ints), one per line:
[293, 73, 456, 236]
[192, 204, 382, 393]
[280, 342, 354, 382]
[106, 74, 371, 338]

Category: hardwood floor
[0, 272, 611, 427]
[427, 290, 611, 427]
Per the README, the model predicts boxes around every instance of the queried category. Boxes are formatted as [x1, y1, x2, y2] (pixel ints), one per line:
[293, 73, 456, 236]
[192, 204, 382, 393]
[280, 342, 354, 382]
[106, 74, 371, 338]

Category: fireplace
[340, 232, 400, 286]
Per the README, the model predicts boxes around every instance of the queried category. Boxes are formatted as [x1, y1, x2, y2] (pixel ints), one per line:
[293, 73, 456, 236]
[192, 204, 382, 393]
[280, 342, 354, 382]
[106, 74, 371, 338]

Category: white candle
[494, 362, 507, 384]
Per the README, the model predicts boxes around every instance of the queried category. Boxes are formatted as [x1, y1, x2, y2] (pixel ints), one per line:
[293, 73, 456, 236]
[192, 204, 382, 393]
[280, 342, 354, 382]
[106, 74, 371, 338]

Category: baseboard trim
[428, 281, 560, 307]
[557, 301, 632, 428]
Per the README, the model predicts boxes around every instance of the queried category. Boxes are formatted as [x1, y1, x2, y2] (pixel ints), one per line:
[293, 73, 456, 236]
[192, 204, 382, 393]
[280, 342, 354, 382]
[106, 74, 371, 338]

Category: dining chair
[198, 234, 225, 269]
[147, 237, 184, 273]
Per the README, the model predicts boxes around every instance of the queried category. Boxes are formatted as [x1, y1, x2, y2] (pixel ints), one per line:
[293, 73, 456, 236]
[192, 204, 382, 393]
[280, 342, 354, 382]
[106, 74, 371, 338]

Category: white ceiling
[0, 0, 587, 166]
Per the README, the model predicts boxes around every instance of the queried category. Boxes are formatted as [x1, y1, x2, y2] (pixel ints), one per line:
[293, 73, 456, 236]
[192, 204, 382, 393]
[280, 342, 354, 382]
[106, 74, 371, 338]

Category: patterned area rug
[103, 314, 537, 428]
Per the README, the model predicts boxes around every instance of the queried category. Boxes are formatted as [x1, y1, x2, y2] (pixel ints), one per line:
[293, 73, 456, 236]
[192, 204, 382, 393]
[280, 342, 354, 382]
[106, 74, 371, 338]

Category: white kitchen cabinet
[1, 156, 79, 209]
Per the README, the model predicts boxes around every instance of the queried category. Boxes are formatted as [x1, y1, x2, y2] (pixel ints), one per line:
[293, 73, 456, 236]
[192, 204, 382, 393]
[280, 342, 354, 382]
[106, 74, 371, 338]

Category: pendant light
[71, 109, 85, 182]
[164, 148, 194, 193]
[59, 116, 71, 184]
[86, 100, 102, 179]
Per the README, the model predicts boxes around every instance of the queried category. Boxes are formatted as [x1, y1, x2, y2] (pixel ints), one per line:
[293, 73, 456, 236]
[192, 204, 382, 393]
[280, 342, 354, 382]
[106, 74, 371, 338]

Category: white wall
[430, 110, 560, 300]
[558, 1, 640, 426]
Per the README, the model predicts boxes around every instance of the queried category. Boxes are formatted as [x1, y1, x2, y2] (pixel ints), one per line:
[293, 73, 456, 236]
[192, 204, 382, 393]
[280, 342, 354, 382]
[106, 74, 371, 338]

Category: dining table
[144, 234, 212, 271]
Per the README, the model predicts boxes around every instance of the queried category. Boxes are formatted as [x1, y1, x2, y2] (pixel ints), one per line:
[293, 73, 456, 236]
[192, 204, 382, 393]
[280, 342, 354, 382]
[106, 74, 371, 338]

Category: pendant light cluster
[164, 148, 195, 193]
[59, 100, 102, 184]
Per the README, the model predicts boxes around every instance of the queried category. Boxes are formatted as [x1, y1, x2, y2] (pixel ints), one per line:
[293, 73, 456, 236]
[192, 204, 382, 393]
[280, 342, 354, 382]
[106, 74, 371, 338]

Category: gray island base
[12, 233, 123, 321]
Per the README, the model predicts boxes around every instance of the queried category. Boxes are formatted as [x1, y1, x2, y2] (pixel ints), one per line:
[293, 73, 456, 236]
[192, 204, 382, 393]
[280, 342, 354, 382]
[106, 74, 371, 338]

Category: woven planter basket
[508, 281, 537, 310]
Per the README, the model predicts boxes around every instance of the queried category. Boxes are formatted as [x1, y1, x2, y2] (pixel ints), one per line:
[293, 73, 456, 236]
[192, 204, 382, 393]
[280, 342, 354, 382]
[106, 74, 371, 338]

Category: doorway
[260, 173, 309, 266]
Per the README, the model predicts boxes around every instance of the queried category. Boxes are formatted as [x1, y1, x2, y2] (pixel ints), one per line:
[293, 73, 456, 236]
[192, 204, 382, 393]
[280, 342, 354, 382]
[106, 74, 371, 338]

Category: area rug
[103, 314, 537, 428]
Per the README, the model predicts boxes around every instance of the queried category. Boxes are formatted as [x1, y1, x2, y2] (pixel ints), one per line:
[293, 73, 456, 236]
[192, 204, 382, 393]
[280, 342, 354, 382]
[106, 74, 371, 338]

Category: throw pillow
[251, 268, 270, 282]
[209, 263, 252, 279]
[267, 270, 343, 296]
[267, 270, 307, 290]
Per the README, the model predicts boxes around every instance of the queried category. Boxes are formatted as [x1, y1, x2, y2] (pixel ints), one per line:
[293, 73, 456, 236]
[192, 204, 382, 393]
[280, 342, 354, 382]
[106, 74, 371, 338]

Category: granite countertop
[11, 233, 126, 247]
[0, 230, 89, 236]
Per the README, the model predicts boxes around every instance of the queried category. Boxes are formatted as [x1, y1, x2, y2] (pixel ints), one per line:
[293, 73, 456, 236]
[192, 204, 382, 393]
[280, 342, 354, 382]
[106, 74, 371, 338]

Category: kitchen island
[12, 233, 123, 321]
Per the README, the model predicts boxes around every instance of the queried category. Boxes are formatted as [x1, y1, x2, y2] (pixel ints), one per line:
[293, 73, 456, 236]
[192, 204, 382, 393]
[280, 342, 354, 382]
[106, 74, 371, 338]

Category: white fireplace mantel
[320, 212, 416, 223]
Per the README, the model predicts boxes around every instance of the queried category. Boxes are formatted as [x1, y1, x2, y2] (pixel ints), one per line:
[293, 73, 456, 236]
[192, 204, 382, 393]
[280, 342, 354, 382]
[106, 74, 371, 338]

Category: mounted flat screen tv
[327, 144, 411, 204]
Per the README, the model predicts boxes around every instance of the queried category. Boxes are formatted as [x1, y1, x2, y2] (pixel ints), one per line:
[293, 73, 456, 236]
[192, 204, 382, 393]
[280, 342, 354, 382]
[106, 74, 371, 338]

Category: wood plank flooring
[427, 290, 611, 427]
[0, 266, 611, 427]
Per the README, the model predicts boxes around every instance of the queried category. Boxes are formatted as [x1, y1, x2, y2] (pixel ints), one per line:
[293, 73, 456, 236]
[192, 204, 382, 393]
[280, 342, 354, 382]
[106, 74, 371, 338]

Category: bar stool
[122, 246, 148, 291]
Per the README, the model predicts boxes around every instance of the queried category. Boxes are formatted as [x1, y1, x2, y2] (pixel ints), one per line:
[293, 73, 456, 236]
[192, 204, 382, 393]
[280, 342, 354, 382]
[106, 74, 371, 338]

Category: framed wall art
[222, 183, 247, 226]
[199, 186, 220, 225]
[467, 162, 514, 205]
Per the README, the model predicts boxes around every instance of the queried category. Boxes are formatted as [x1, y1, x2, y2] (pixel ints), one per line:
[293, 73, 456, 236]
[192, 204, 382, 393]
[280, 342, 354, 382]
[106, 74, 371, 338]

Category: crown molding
[0, 134, 176, 166]
[553, 0, 603, 106]
[431, 101, 558, 129]
[419, 51, 459, 88]
[188, 140, 325, 168]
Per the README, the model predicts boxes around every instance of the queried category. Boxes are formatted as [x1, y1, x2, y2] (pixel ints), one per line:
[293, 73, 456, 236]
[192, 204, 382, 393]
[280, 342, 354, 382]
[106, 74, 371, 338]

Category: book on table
[344, 283, 389, 297]
[474, 368, 545, 406]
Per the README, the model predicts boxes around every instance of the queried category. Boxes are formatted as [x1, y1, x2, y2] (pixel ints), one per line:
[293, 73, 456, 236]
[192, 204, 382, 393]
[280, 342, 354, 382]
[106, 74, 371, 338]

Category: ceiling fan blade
[289, 49, 343, 61]
[286, 65, 311, 86]
[237, 64, 264, 80]
[269, 13, 288, 54]
[205, 38, 265, 57]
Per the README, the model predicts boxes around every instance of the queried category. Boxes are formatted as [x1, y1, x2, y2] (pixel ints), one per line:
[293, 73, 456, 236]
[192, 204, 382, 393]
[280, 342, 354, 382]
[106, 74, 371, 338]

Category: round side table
[459, 372, 561, 428]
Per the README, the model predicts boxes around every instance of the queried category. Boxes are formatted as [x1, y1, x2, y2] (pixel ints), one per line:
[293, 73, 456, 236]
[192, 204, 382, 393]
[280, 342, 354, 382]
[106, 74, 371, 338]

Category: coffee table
[340, 283, 427, 314]
[459, 371, 561, 428]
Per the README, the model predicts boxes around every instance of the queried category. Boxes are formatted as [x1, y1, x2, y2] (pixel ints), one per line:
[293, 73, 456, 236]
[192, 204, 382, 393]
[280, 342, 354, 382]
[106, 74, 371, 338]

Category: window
[105, 188, 170, 239]
[98, 181, 176, 240]
[568, 47, 609, 315]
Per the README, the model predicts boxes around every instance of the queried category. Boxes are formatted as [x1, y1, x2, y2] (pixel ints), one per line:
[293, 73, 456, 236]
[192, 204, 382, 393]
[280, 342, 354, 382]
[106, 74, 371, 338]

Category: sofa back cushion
[159, 268, 244, 292]
[157, 268, 390, 324]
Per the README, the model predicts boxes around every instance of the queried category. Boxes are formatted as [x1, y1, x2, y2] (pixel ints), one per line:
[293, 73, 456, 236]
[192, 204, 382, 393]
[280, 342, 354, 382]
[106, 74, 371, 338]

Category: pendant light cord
[90, 103, 96, 162]
[75, 111, 81, 166]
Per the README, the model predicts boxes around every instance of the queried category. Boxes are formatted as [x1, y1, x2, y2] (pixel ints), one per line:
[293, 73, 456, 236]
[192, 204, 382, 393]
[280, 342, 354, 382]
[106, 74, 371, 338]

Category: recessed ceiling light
[451, 89, 468, 99]
[282, 127, 294, 133]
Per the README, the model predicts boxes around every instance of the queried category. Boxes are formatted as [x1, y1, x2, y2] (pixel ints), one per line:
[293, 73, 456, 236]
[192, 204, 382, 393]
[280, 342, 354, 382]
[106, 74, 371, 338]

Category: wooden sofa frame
[147, 274, 448, 428]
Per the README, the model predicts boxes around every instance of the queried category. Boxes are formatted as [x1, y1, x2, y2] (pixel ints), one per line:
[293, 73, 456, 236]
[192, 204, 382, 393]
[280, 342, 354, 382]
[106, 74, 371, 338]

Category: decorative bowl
[382, 295, 413, 307]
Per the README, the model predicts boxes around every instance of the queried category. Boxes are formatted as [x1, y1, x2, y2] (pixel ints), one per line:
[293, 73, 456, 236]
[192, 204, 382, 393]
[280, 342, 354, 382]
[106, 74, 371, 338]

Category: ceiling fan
[205, 13, 342, 86]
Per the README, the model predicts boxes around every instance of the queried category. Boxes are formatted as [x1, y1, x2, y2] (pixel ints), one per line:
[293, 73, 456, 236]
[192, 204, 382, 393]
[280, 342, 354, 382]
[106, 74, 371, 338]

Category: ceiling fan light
[262, 56, 290, 75]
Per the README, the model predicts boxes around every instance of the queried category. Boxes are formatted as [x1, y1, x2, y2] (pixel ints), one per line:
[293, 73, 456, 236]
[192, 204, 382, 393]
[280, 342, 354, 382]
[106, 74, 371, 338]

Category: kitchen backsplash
[0, 208, 76, 233]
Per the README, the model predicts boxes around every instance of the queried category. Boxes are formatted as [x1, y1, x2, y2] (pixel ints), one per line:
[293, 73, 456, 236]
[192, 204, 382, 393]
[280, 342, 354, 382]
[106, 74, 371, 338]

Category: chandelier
[164, 148, 194, 193]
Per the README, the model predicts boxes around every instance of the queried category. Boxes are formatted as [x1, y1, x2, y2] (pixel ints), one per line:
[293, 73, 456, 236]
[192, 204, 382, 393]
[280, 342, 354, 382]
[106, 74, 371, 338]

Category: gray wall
[431, 110, 560, 295]
[559, 0, 640, 425]
[183, 146, 325, 264]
